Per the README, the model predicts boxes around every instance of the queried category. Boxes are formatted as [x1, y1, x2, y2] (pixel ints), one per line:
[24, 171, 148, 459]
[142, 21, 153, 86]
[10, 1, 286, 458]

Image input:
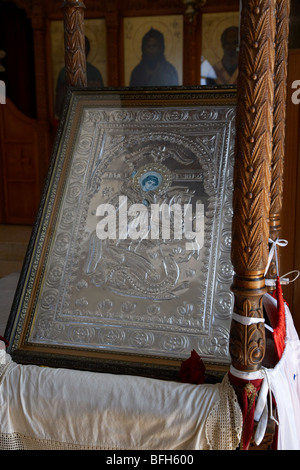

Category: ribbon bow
[264, 238, 288, 278]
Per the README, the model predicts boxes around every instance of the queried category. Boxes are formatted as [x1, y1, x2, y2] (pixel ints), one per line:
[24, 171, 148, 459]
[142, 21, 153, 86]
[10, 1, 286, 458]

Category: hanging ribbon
[228, 367, 262, 450]
[264, 238, 288, 278]
[279, 270, 300, 286]
[229, 366, 279, 449]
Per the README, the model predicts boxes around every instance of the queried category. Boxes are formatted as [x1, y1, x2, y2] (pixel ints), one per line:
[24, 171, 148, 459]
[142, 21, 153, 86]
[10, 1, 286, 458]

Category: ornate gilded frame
[5, 87, 236, 380]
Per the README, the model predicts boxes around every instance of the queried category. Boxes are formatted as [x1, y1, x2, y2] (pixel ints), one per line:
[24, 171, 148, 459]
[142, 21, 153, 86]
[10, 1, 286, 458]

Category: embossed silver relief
[28, 104, 235, 364]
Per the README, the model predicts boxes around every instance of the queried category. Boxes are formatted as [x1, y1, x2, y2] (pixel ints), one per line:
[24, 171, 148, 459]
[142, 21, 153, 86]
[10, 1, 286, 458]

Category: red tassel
[268, 277, 286, 360]
[241, 383, 257, 450]
[228, 372, 263, 450]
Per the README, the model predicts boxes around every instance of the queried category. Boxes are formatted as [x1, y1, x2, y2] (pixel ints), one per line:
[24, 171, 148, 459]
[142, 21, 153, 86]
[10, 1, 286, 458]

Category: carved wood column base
[230, 276, 266, 372]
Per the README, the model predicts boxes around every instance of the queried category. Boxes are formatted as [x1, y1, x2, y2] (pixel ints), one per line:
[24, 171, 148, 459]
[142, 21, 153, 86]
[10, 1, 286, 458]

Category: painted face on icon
[132, 163, 172, 196]
[140, 172, 162, 192]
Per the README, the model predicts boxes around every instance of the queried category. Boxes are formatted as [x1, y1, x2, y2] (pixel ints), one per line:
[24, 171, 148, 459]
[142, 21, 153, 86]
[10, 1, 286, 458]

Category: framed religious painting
[5, 87, 236, 381]
[49, 19, 107, 119]
[200, 11, 240, 86]
[123, 15, 183, 87]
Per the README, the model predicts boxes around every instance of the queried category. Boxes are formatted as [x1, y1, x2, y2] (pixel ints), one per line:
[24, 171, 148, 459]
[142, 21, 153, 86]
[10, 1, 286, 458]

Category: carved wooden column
[62, 1, 87, 87]
[230, 0, 276, 372]
[268, 0, 290, 276]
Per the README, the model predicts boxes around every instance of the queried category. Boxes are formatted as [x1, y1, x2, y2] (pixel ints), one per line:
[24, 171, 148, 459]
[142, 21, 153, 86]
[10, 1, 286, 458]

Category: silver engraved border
[6, 89, 236, 377]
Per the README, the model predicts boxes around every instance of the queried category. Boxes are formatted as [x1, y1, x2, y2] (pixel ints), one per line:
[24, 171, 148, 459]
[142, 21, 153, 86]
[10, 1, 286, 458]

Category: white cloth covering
[260, 294, 300, 450]
[0, 350, 242, 450]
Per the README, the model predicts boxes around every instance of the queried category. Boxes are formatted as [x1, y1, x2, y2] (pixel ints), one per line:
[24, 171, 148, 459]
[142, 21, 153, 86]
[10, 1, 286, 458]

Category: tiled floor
[0, 225, 32, 278]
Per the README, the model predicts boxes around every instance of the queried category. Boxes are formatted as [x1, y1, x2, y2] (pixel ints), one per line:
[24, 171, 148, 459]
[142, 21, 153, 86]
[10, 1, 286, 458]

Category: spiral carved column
[230, 0, 276, 372]
[62, 1, 87, 87]
[267, 0, 290, 278]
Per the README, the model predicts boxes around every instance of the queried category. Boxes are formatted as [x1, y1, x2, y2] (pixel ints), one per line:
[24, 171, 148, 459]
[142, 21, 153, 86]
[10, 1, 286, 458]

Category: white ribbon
[230, 365, 264, 381]
[280, 270, 300, 284]
[264, 238, 288, 278]
[229, 365, 279, 446]
[254, 367, 279, 445]
[265, 270, 300, 287]
[232, 312, 265, 326]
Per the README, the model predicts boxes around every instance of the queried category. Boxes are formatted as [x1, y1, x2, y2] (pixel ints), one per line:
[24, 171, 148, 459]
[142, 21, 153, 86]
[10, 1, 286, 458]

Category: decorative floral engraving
[129, 331, 154, 348]
[100, 328, 125, 345]
[27, 100, 235, 365]
[177, 302, 194, 316]
[69, 325, 95, 344]
[161, 333, 189, 352]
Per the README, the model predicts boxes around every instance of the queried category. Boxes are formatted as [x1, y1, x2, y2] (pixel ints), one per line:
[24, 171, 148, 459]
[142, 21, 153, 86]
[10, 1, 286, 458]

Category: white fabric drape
[0, 352, 242, 450]
[261, 294, 300, 450]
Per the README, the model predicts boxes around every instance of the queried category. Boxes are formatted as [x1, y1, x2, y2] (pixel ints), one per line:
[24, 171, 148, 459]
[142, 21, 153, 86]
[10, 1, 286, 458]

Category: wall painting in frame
[200, 11, 240, 86]
[123, 15, 183, 87]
